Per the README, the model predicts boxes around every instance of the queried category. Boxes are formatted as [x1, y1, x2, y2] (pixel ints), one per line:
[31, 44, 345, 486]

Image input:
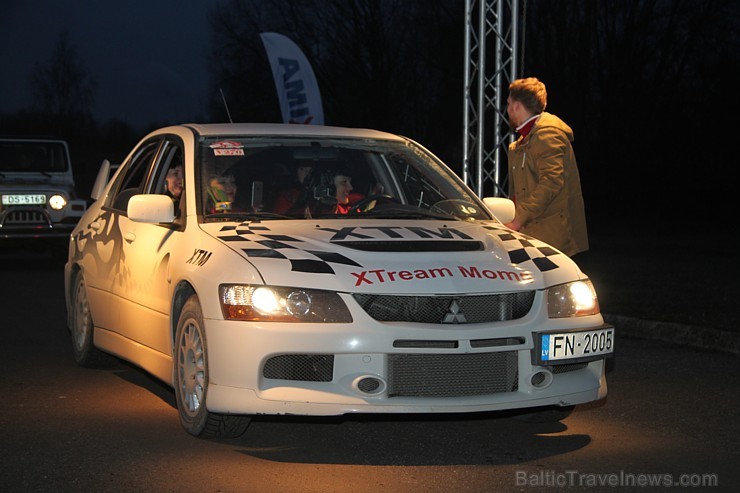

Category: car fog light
[49, 194, 67, 210]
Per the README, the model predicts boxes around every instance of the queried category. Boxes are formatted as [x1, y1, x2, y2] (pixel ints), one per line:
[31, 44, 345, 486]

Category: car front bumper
[202, 313, 609, 416]
[0, 204, 85, 239]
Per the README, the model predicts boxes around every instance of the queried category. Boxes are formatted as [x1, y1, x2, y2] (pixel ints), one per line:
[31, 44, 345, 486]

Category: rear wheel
[174, 295, 251, 438]
[70, 271, 107, 367]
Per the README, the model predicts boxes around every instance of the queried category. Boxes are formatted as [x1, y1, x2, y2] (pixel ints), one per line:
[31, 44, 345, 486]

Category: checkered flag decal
[218, 223, 361, 274]
[483, 225, 567, 272]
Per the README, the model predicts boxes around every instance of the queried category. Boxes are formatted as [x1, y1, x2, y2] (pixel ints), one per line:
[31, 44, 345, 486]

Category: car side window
[108, 140, 160, 212]
[150, 141, 184, 194]
[150, 140, 185, 224]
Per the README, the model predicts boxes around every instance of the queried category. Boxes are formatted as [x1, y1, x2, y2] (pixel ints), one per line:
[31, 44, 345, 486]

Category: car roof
[176, 123, 407, 142]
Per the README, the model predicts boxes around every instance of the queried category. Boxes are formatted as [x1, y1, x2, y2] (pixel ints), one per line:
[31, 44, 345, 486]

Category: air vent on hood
[335, 240, 483, 252]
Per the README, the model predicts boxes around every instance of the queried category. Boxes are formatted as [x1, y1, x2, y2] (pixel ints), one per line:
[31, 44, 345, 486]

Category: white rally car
[65, 123, 613, 438]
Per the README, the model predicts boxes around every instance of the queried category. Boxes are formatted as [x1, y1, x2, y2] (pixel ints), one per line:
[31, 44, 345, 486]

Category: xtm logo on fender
[186, 249, 212, 266]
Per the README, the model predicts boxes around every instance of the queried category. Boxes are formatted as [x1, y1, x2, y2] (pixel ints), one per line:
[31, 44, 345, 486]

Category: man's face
[334, 174, 353, 204]
[166, 165, 184, 198]
[506, 95, 521, 127]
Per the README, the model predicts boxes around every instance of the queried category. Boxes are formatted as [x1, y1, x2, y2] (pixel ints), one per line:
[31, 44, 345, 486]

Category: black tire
[174, 295, 251, 438]
[513, 405, 575, 423]
[70, 271, 107, 367]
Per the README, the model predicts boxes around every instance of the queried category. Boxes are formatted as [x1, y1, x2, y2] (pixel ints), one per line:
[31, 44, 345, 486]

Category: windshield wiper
[204, 211, 292, 221]
[349, 208, 460, 220]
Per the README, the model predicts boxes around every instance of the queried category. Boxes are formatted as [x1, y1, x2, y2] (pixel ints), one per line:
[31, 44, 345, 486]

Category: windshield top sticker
[210, 140, 245, 156]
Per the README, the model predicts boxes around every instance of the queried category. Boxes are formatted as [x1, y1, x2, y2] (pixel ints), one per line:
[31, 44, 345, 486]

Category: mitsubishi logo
[442, 299, 467, 324]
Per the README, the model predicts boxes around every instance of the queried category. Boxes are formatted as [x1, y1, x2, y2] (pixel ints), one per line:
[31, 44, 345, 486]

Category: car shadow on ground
[112, 359, 178, 409]
[225, 412, 592, 466]
[111, 356, 593, 466]
[105, 341, 603, 467]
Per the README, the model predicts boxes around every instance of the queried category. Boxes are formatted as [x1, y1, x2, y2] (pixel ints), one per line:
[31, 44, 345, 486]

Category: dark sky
[0, 0, 217, 130]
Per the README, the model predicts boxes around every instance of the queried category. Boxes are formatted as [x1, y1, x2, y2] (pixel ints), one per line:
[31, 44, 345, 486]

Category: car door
[80, 139, 160, 333]
[114, 138, 185, 355]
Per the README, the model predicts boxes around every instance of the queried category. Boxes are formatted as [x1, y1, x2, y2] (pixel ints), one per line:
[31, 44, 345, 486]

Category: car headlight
[49, 194, 67, 210]
[219, 284, 353, 323]
[547, 279, 600, 318]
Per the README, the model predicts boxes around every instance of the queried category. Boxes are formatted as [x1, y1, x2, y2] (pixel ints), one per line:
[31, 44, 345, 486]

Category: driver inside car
[313, 166, 358, 215]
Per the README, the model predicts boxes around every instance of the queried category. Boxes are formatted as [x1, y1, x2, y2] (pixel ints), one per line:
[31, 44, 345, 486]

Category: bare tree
[206, 0, 463, 160]
[521, 0, 739, 222]
[29, 31, 96, 123]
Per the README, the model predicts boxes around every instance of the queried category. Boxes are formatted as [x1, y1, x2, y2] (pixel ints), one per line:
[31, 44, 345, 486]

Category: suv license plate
[537, 327, 614, 364]
[2, 194, 47, 205]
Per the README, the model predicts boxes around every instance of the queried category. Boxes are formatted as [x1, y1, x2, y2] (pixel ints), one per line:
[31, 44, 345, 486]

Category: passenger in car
[164, 164, 184, 215]
[273, 163, 315, 215]
[208, 173, 237, 213]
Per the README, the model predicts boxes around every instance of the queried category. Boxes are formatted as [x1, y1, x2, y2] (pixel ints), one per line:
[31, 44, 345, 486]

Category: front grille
[2, 209, 49, 226]
[353, 291, 535, 323]
[388, 351, 518, 397]
[263, 354, 334, 382]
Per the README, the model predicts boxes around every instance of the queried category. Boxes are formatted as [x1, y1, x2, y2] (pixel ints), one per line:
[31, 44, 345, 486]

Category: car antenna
[219, 88, 233, 123]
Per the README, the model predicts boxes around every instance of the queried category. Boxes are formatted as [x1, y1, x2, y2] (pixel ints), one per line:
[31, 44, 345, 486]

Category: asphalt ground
[585, 229, 740, 355]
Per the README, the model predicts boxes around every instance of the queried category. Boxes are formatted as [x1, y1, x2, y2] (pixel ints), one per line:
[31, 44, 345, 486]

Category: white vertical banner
[260, 32, 324, 125]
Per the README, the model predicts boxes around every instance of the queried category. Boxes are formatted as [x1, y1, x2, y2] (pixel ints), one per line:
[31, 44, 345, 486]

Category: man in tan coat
[505, 77, 589, 264]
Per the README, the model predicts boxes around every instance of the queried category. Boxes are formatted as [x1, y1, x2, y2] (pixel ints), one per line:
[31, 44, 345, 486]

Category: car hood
[201, 219, 581, 294]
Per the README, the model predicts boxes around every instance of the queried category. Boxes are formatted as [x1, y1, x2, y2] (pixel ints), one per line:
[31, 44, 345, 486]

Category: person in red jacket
[273, 164, 314, 215]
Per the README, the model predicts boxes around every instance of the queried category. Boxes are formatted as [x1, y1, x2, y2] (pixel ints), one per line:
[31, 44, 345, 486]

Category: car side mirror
[127, 194, 175, 223]
[482, 197, 515, 223]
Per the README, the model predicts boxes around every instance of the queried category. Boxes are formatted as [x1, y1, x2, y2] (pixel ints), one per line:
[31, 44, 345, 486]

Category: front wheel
[174, 295, 251, 438]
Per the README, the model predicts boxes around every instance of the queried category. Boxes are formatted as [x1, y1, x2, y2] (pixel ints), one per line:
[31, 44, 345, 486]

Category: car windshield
[0, 141, 69, 173]
[197, 136, 491, 221]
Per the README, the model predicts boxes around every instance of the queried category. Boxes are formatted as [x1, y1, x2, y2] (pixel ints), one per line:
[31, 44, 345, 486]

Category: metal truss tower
[462, 0, 521, 197]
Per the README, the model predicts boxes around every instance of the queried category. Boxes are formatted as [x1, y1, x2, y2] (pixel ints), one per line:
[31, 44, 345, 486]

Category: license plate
[536, 326, 614, 364]
[1, 194, 47, 205]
